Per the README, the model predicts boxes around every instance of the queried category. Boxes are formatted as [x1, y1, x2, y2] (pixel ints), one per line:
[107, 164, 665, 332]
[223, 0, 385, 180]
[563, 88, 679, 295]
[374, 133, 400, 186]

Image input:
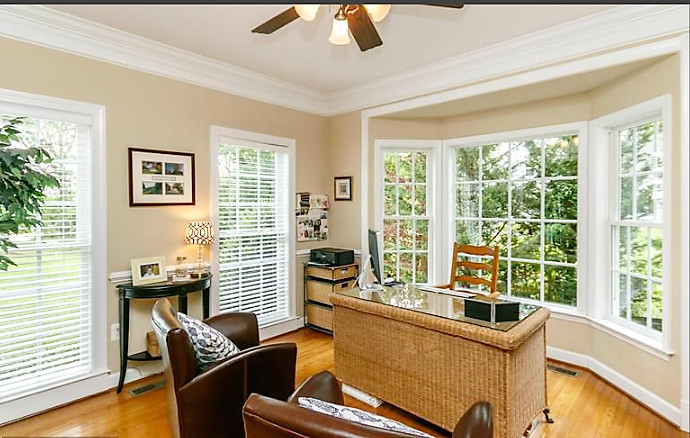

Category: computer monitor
[368, 229, 383, 284]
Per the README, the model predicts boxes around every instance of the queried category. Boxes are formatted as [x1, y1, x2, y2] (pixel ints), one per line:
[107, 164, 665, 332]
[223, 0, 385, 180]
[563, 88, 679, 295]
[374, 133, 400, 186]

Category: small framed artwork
[334, 176, 352, 201]
[128, 148, 195, 206]
[130, 256, 167, 286]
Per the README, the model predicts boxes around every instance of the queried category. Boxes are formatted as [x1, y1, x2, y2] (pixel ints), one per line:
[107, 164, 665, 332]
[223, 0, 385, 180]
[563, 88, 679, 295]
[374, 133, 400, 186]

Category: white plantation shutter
[0, 116, 93, 402]
[216, 137, 291, 326]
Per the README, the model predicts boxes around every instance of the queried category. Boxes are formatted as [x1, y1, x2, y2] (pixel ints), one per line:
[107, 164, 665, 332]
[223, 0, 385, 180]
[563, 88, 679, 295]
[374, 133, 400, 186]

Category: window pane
[482, 182, 508, 218]
[456, 220, 481, 245]
[618, 272, 629, 318]
[544, 223, 577, 264]
[619, 128, 634, 174]
[481, 221, 508, 257]
[415, 220, 429, 251]
[636, 172, 663, 222]
[512, 180, 541, 219]
[384, 185, 396, 216]
[399, 186, 412, 215]
[399, 220, 414, 250]
[414, 185, 427, 216]
[544, 265, 577, 305]
[629, 227, 647, 276]
[456, 147, 480, 182]
[384, 153, 397, 183]
[618, 227, 628, 271]
[456, 183, 480, 218]
[399, 253, 413, 283]
[416, 254, 428, 283]
[496, 260, 508, 294]
[414, 152, 427, 182]
[650, 227, 662, 278]
[383, 252, 397, 279]
[619, 176, 633, 220]
[651, 281, 662, 332]
[630, 277, 647, 327]
[545, 180, 577, 220]
[483, 143, 510, 180]
[545, 135, 578, 177]
[511, 140, 541, 180]
[511, 262, 541, 300]
[636, 122, 663, 172]
[398, 152, 413, 182]
[383, 220, 397, 250]
[511, 222, 541, 261]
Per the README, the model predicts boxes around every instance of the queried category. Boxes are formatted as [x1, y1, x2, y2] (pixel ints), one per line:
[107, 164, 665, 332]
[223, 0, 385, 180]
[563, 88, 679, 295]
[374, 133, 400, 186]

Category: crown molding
[0, 5, 329, 116]
[0, 5, 687, 118]
[327, 4, 690, 115]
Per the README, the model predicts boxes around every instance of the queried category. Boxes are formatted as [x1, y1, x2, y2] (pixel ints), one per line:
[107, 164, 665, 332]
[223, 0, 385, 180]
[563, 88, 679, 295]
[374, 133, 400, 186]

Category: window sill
[546, 306, 675, 361]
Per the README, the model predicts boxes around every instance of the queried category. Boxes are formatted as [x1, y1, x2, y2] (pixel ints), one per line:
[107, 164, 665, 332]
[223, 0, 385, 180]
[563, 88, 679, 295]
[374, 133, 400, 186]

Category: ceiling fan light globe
[295, 4, 320, 21]
[364, 4, 391, 22]
[328, 17, 350, 45]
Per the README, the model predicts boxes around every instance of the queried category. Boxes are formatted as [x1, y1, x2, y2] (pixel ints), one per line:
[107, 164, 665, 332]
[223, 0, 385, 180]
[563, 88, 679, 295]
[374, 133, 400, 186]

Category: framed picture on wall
[128, 148, 195, 206]
[334, 176, 352, 201]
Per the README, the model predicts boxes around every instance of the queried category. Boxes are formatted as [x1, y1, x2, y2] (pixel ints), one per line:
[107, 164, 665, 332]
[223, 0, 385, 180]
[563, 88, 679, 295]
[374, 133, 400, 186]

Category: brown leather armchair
[152, 298, 297, 438]
[243, 371, 493, 438]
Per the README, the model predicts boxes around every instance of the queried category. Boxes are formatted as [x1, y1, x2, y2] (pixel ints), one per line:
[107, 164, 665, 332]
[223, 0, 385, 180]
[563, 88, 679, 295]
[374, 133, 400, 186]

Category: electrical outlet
[111, 323, 120, 341]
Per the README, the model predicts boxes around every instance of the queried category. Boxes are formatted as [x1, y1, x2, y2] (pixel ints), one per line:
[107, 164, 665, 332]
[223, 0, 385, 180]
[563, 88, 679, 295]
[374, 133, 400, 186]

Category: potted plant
[0, 117, 59, 271]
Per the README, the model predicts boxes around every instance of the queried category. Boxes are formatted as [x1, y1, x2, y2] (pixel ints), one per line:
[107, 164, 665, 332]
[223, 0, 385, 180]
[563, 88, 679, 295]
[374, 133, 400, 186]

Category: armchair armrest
[204, 312, 259, 350]
[287, 370, 344, 405]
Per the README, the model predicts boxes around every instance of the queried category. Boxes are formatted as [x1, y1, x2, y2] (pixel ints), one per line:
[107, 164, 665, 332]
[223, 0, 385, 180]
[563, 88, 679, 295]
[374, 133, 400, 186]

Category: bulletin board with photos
[296, 192, 328, 242]
[128, 147, 195, 206]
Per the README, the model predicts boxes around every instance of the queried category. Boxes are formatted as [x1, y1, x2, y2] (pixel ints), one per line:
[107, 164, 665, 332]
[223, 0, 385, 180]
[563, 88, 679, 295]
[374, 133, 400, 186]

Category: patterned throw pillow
[297, 397, 433, 438]
[177, 312, 240, 369]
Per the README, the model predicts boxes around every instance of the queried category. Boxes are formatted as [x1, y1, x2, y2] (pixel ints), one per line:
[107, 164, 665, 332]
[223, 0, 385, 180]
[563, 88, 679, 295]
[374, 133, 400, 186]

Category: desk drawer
[306, 303, 333, 332]
[306, 264, 358, 281]
[307, 279, 354, 305]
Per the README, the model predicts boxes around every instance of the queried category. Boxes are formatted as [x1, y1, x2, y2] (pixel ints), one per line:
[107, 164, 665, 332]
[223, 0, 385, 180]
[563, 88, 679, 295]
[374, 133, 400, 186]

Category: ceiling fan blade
[427, 4, 465, 8]
[252, 7, 300, 34]
[346, 5, 383, 52]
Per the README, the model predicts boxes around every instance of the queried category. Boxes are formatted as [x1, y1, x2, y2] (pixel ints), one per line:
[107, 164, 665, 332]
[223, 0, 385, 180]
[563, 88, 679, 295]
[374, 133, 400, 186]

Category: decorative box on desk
[304, 262, 358, 332]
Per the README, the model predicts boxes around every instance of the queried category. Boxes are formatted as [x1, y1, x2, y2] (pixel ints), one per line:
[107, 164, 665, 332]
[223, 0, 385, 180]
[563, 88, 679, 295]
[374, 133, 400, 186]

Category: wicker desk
[331, 287, 551, 438]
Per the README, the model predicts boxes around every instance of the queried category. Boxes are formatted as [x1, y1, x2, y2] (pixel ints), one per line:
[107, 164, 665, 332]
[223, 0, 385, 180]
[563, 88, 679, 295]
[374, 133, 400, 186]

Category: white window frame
[589, 95, 672, 354]
[374, 140, 443, 284]
[442, 122, 588, 312]
[209, 126, 298, 339]
[0, 88, 107, 423]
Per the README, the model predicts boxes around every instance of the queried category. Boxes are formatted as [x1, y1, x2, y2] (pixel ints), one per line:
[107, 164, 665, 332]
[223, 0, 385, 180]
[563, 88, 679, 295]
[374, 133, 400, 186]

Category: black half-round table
[115, 275, 212, 393]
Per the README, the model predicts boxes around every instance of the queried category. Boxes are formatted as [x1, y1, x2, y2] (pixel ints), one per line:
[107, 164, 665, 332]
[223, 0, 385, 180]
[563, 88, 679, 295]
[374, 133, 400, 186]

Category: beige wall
[0, 36, 331, 373]
[364, 55, 683, 406]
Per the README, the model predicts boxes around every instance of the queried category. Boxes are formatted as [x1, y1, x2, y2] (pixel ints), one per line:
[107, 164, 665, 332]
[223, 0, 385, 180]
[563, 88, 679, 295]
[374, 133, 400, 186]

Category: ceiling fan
[251, 4, 464, 52]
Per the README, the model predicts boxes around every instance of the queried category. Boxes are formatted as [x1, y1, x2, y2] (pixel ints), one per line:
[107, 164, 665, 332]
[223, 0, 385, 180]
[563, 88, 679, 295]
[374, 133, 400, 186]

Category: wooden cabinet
[304, 263, 358, 333]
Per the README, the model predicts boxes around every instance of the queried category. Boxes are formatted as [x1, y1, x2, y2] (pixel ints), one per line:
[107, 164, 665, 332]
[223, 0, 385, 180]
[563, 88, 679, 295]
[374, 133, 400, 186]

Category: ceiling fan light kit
[252, 4, 464, 52]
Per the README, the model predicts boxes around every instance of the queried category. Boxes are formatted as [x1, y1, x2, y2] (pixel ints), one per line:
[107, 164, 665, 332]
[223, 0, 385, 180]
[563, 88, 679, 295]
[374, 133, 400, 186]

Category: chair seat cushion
[177, 312, 240, 369]
[297, 397, 433, 438]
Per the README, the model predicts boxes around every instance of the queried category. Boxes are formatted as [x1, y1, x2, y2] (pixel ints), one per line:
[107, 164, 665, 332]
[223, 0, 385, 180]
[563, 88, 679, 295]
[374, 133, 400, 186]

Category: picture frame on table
[130, 256, 167, 286]
[128, 148, 195, 206]
[334, 176, 352, 201]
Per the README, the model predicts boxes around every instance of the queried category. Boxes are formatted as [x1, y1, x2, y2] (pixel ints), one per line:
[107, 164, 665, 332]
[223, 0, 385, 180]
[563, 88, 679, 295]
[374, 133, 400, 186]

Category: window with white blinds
[215, 135, 292, 326]
[0, 114, 94, 402]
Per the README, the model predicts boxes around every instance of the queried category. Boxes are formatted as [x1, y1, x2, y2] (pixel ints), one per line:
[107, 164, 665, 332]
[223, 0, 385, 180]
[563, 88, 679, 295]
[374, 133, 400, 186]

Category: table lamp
[184, 221, 214, 278]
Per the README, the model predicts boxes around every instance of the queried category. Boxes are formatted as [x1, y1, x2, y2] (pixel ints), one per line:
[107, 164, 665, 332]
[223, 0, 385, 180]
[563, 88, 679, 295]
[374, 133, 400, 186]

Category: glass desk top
[337, 285, 540, 331]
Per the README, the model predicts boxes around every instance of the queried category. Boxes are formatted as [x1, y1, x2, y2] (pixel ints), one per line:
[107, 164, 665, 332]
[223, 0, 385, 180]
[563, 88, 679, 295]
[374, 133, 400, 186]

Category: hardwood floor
[0, 328, 686, 438]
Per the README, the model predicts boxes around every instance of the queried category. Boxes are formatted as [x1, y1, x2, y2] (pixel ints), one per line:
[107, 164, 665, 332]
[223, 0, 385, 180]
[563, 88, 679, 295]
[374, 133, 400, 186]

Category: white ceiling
[47, 4, 613, 94]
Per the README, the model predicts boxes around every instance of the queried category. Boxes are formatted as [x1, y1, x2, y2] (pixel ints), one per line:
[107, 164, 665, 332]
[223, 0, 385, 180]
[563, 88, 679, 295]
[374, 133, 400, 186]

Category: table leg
[202, 286, 210, 319]
[117, 294, 129, 393]
[179, 293, 188, 314]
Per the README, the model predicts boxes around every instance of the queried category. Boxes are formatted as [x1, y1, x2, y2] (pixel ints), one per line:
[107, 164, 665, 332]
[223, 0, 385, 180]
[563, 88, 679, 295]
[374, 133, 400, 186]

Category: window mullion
[540, 139, 546, 302]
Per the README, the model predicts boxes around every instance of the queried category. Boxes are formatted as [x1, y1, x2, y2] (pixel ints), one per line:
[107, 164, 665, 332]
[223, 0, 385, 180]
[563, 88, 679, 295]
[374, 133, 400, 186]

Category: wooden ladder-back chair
[439, 243, 500, 299]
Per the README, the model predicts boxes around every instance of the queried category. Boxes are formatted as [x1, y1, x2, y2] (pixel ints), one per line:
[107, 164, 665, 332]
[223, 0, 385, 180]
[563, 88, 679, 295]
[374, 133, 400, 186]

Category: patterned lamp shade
[184, 221, 214, 245]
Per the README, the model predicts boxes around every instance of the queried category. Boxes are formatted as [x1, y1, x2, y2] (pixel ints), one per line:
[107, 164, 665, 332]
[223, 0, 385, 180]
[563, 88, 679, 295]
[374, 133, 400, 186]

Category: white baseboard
[260, 317, 305, 341]
[342, 383, 383, 408]
[547, 346, 681, 426]
[681, 398, 689, 432]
